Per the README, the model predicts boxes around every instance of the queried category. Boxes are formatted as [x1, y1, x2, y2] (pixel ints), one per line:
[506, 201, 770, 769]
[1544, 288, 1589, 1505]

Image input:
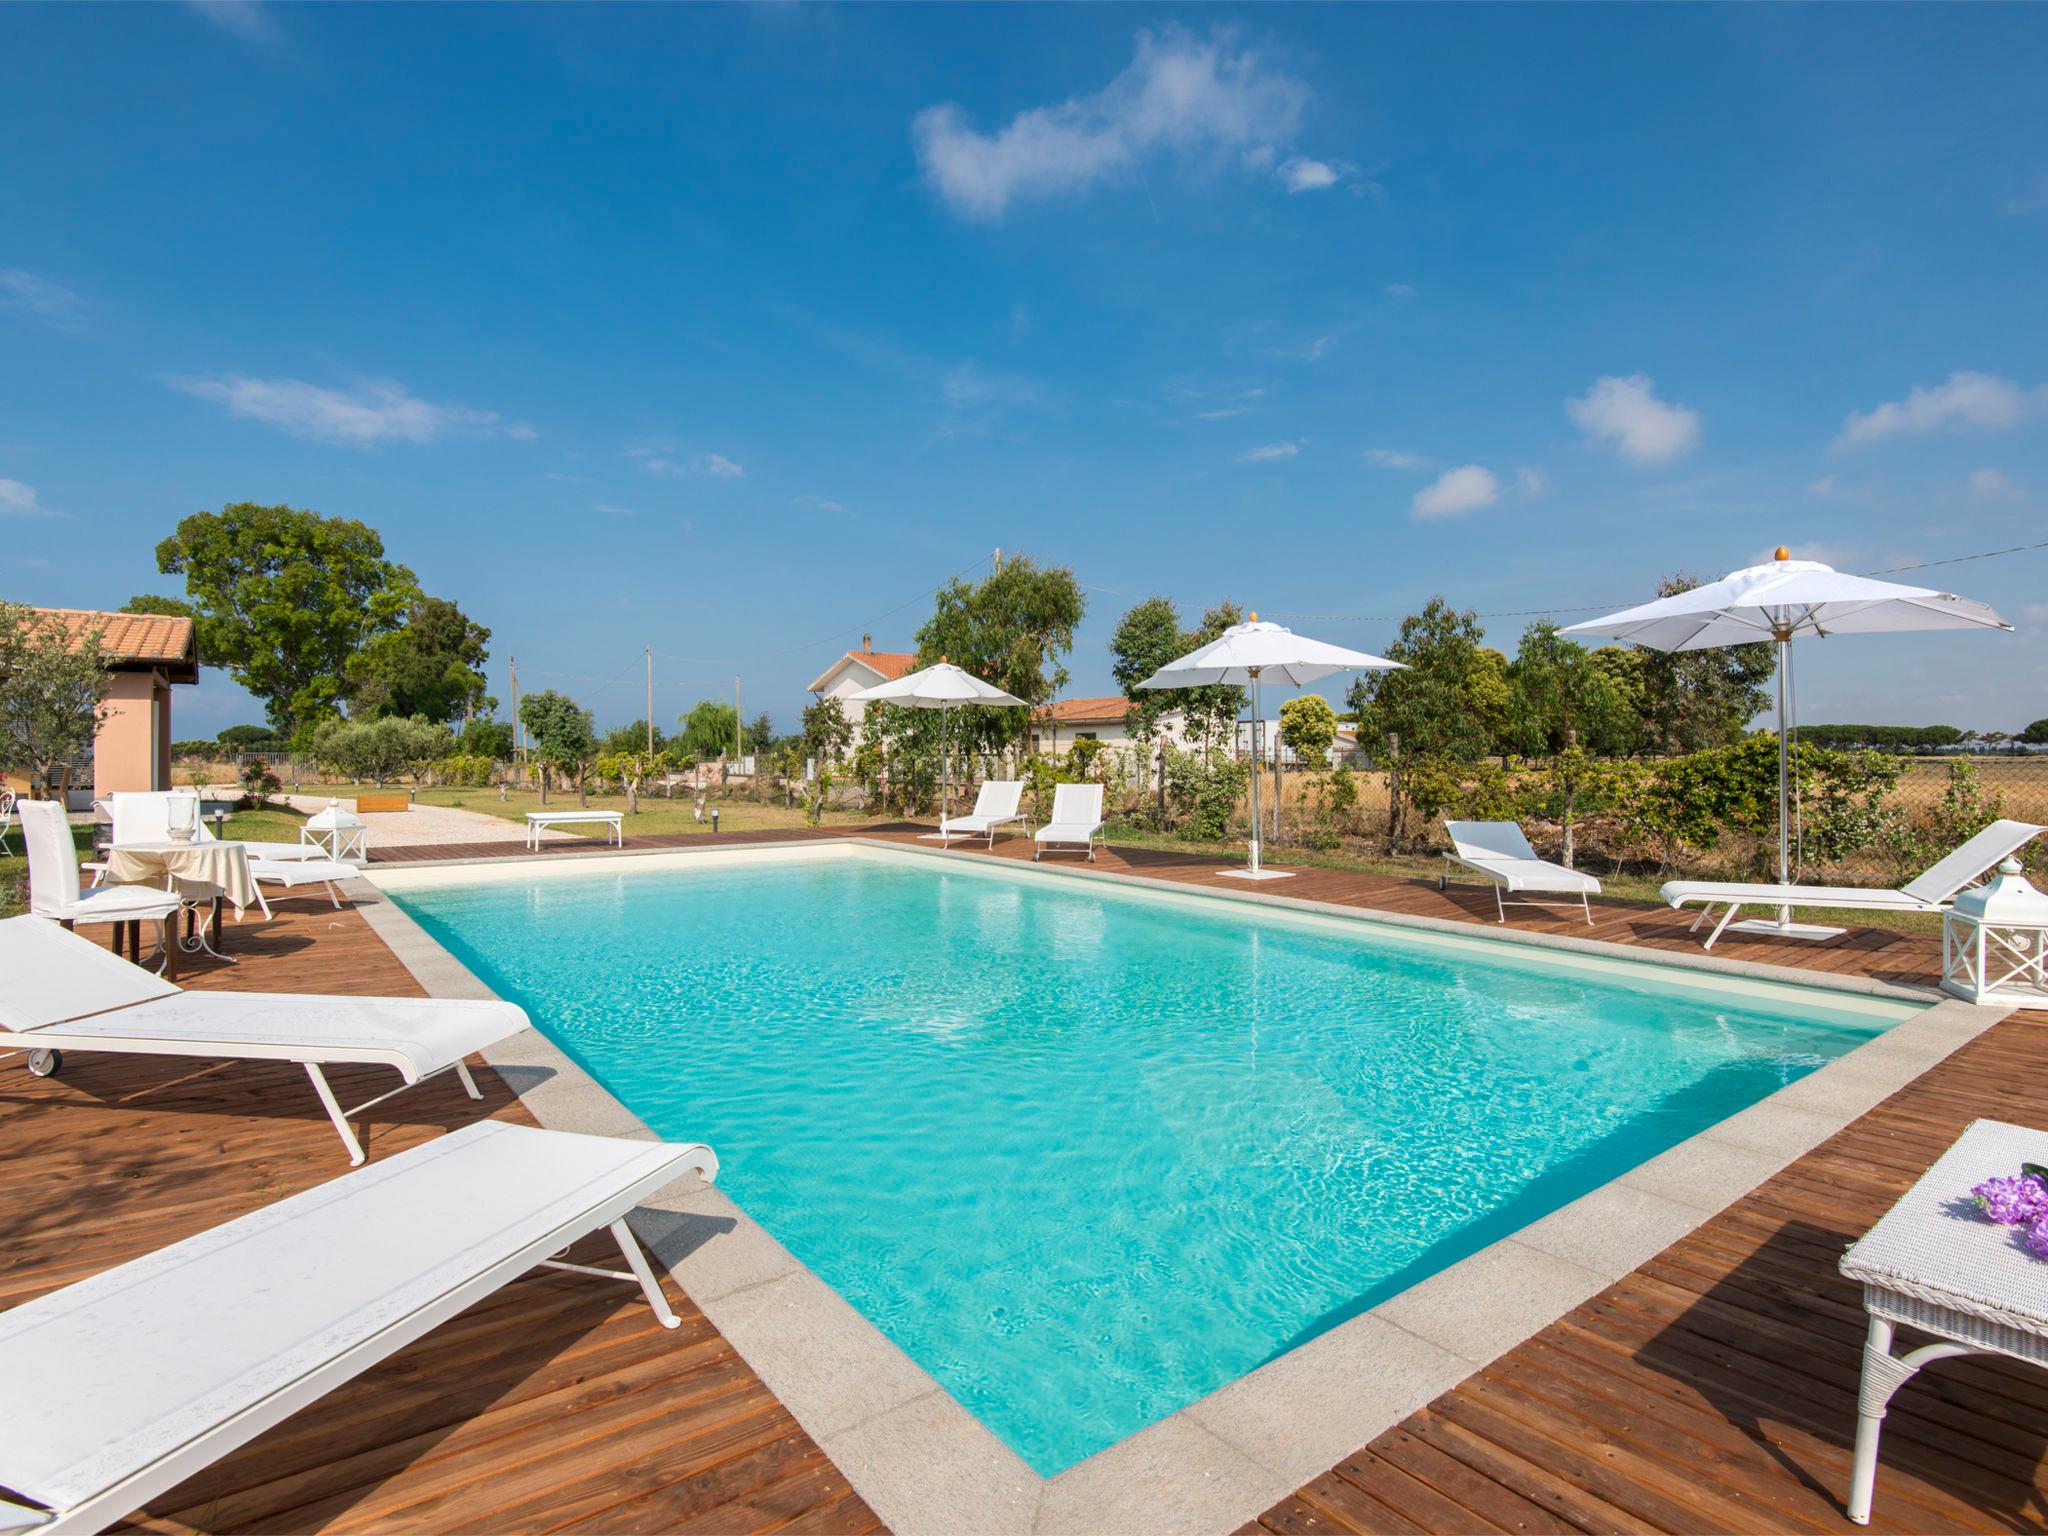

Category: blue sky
[5, 3, 2046, 736]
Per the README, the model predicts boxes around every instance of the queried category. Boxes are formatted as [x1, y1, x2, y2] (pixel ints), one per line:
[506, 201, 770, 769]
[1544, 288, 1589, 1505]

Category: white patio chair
[16, 799, 182, 974]
[1442, 819, 1601, 925]
[0, 1119, 717, 1536]
[0, 914, 530, 1163]
[1663, 818, 2045, 950]
[938, 779, 1026, 848]
[0, 785, 14, 855]
[1034, 783, 1105, 862]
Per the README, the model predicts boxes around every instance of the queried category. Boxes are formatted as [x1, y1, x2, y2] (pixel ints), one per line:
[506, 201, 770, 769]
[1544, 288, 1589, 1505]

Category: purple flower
[2026, 1220, 2048, 1262]
[1972, 1174, 2048, 1226]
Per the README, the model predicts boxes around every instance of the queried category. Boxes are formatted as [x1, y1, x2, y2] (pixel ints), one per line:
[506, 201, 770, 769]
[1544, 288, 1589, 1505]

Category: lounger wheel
[26, 1049, 61, 1078]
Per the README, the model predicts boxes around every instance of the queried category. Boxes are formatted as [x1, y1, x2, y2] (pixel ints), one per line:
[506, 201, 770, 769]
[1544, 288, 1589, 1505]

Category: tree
[601, 719, 667, 758]
[1279, 694, 1339, 766]
[1629, 572, 1775, 754]
[915, 553, 1086, 760]
[1346, 597, 1494, 848]
[308, 715, 452, 786]
[121, 594, 195, 618]
[801, 695, 853, 763]
[346, 596, 492, 724]
[1173, 602, 1249, 750]
[154, 502, 420, 743]
[1508, 620, 1636, 866]
[2021, 720, 2048, 747]
[0, 603, 114, 798]
[459, 715, 515, 762]
[676, 699, 739, 763]
[593, 748, 674, 814]
[519, 689, 594, 804]
[1110, 596, 1188, 817]
[1278, 694, 1340, 845]
[217, 723, 280, 751]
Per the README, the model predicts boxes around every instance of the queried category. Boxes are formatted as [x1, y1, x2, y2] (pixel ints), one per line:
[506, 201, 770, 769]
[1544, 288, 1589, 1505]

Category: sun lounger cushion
[1444, 821, 1600, 893]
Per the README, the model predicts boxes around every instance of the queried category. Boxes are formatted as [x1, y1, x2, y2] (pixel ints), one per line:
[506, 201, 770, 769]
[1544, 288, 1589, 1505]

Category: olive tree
[0, 602, 113, 798]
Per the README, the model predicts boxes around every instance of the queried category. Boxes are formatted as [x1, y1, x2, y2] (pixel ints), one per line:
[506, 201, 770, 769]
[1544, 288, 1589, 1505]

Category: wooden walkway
[11, 896, 884, 1536]
[17, 827, 2047, 1534]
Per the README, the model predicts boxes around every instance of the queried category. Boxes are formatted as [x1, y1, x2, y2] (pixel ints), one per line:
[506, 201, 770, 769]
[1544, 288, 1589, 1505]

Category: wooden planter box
[353, 793, 410, 814]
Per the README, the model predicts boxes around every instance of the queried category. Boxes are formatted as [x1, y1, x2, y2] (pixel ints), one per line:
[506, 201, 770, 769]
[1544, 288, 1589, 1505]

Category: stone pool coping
[346, 837, 2011, 1536]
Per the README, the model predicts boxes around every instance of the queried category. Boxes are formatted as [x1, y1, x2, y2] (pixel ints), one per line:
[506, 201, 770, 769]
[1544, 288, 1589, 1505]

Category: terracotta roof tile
[26, 607, 196, 668]
[1035, 696, 1132, 723]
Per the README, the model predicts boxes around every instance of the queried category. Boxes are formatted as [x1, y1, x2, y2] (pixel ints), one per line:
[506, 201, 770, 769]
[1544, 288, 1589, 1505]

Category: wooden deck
[17, 827, 2048, 1534]
[12, 895, 884, 1536]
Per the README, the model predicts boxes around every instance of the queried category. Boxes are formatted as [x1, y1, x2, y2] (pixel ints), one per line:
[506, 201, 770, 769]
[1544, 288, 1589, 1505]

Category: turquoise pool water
[390, 851, 1914, 1474]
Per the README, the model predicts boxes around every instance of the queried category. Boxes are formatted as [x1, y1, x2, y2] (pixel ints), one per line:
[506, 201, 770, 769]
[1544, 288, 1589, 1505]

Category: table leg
[210, 897, 223, 950]
[162, 920, 177, 982]
[1847, 1313, 1983, 1523]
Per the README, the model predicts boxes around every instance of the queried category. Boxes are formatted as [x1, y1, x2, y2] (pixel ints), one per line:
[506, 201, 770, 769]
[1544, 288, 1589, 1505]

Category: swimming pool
[386, 847, 1920, 1475]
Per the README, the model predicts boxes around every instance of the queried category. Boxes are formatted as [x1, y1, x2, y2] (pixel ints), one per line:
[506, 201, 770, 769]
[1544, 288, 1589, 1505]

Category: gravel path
[282, 794, 570, 849]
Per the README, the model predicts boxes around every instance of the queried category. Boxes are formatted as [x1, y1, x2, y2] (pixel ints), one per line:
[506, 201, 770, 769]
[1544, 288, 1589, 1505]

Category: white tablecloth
[104, 841, 260, 915]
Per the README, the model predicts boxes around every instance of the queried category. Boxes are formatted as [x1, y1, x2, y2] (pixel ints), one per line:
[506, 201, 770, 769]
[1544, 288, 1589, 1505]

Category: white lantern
[303, 797, 370, 863]
[1942, 858, 2048, 1004]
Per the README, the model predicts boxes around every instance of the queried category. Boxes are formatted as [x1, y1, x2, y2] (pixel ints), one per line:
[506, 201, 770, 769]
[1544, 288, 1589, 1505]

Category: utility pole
[509, 656, 522, 769]
[645, 647, 654, 757]
[993, 546, 1001, 571]
[734, 675, 743, 761]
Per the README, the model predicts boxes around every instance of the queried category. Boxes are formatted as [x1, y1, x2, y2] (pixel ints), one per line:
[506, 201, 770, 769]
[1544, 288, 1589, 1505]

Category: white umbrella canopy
[848, 660, 1029, 826]
[1560, 555, 2010, 652]
[1139, 616, 1403, 879]
[1563, 548, 2012, 939]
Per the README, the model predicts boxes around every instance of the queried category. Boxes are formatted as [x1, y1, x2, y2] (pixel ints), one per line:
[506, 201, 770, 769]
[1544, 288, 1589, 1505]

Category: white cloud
[185, 0, 278, 43]
[1238, 441, 1300, 463]
[1515, 466, 1549, 498]
[0, 269, 81, 328]
[2024, 603, 2048, 624]
[164, 374, 532, 446]
[1970, 467, 2022, 500]
[1807, 475, 1838, 497]
[1565, 374, 1701, 466]
[593, 502, 636, 517]
[1383, 282, 1415, 300]
[913, 28, 1312, 219]
[631, 446, 745, 479]
[0, 478, 62, 517]
[1363, 448, 1427, 470]
[793, 494, 850, 514]
[1835, 370, 2038, 451]
[1278, 156, 1339, 193]
[1412, 465, 1499, 520]
[938, 360, 1052, 434]
[2005, 177, 2048, 216]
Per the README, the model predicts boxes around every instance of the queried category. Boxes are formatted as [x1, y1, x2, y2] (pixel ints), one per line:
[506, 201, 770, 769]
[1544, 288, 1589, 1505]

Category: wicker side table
[1838, 1118, 2048, 1523]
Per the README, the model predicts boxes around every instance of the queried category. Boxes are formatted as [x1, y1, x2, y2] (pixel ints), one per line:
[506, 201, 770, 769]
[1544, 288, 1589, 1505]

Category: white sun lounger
[1442, 820, 1601, 926]
[939, 780, 1026, 849]
[1034, 783, 1104, 862]
[0, 1118, 717, 1536]
[524, 809, 624, 850]
[0, 915, 529, 1164]
[1663, 817, 2045, 950]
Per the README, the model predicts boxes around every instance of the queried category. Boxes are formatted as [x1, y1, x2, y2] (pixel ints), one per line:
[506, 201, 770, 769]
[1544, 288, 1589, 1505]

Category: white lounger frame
[1033, 783, 1104, 862]
[1441, 820, 1600, 927]
[939, 781, 1026, 849]
[0, 916, 527, 1164]
[1664, 818, 2044, 951]
[0, 1121, 715, 1536]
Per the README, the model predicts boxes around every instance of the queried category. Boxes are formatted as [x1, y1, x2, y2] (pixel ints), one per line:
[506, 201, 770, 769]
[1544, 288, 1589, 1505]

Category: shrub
[1163, 748, 1248, 842]
[239, 756, 282, 806]
[433, 753, 497, 788]
[170, 739, 219, 759]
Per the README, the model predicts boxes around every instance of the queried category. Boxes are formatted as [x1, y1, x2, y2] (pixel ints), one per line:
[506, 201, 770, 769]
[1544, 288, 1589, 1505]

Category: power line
[1266, 538, 2048, 627]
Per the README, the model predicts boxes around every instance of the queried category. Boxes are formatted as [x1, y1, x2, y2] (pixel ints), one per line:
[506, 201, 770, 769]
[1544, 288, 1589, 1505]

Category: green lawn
[408, 786, 851, 838]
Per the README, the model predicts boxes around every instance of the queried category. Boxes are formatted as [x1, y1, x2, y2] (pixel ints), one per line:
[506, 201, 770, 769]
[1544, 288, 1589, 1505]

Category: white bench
[524, 810, 625, 850]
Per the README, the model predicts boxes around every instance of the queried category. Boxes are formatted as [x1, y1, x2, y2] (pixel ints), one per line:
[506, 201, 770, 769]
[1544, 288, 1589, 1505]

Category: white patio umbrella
[848, 659, 1028, 827]
[1563, 547, 2011, 938]
[1139, 614, 1402, 880]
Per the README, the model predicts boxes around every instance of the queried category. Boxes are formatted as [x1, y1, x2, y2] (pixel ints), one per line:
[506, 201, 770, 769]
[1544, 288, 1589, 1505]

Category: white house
[805, 636, 918, 749]
[1030, 696, 1194, 759]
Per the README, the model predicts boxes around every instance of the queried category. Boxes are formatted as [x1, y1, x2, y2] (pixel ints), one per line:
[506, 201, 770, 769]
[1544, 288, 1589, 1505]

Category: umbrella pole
[1247, 669, 1263, 874]
[1777, 635, 1790, 926]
